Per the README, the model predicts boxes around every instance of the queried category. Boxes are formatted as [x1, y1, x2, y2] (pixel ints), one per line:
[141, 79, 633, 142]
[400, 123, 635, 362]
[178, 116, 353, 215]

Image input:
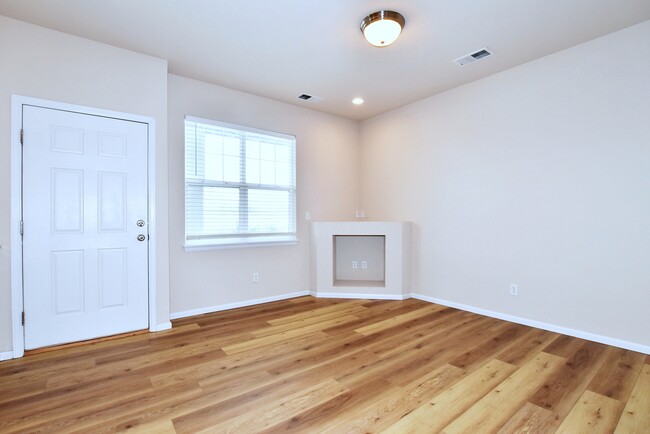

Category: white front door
[22, 105, 149, 350]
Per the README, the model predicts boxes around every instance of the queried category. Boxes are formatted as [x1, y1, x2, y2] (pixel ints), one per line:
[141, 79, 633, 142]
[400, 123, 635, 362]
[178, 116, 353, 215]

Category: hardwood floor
[0, 296, 648, 433]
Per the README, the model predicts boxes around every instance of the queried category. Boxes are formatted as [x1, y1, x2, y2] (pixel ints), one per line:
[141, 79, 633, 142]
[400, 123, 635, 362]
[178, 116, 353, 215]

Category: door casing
[10, 95, 159, 359]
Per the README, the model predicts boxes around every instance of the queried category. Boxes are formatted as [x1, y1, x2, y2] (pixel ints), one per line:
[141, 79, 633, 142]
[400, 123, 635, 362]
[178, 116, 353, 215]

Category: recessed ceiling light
[352, 97, 364, 105]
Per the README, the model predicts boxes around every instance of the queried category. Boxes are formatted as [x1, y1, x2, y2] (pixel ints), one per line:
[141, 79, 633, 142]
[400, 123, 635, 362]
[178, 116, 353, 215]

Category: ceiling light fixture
[360, 10, 405, 47]
[352, 97, 364, 105]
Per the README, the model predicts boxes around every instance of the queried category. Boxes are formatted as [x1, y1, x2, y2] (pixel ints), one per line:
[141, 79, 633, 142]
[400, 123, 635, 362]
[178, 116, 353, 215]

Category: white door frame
[10, 95, 158, 359]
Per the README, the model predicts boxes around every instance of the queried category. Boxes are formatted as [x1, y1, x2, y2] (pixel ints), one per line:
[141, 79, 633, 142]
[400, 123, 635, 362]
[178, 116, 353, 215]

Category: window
[185, 116, 296, 248]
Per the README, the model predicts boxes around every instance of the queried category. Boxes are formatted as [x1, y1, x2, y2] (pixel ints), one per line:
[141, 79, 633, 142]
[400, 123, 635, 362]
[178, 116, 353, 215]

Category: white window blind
[185, 116, 296, 248]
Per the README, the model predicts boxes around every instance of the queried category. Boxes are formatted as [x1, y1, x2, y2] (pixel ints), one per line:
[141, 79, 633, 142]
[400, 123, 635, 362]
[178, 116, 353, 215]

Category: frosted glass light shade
[360, 11, 405, 47]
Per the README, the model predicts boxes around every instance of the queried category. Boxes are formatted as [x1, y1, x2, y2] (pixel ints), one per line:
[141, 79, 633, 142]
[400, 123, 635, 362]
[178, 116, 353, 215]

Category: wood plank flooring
[0, 296, 648, 433]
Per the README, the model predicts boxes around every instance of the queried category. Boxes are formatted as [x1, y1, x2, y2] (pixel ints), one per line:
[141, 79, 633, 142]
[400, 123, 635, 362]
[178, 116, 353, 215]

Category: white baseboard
[170, 291, 310, 320]
[1, 351, 15, 361]
[312, 291, 410, 300]
[150, 321, 172, 332]
[411, 293, 650, 355]
[169, 288, 649, 355]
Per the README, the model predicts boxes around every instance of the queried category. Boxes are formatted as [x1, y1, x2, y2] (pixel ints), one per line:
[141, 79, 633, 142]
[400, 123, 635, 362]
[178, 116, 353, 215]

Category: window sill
[184, 236, 299, 251]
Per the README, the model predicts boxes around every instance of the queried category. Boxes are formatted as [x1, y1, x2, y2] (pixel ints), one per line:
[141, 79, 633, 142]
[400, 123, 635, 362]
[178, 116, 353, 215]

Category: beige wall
[360, 21, 650, 347]
[168, 75, 360, 316]
[2, 13, 648, 353]
[0, 16, 170, 352]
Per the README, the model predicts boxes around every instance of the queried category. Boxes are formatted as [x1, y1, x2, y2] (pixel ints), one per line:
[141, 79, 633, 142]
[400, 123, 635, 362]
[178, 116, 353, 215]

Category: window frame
[184, 115, 298, 250]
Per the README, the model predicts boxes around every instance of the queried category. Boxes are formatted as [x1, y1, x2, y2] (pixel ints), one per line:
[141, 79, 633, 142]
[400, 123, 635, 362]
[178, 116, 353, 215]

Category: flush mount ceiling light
[360, 10, 405, 47]
[352, 97, 364, 105]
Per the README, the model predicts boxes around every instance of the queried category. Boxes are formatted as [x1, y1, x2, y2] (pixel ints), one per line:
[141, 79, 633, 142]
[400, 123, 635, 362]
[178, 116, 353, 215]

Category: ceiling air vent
[297, 93, 323, 103]
[453, 47, 494, 66]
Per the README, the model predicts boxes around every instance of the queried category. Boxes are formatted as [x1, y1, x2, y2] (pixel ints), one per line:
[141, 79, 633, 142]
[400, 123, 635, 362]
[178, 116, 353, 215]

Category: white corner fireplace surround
[310, 221, 411, 299]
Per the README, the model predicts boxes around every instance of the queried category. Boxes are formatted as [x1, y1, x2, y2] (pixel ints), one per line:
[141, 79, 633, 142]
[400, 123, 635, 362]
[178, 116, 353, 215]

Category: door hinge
[20, 220, 24, 236]
[21, 311, 25, 326]
[20, 128, 24, 145]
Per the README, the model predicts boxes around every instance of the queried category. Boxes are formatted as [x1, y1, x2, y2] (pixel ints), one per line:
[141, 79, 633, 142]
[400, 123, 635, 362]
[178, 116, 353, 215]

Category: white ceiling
[1, 1, 649, 120]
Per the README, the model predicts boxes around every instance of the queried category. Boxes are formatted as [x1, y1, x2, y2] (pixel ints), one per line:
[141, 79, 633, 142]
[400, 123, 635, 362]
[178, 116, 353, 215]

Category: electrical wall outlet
[355, 210, 365, 219]
[253, 272, 259, 283]
[304, 211, 311, 220]
[352, 261, 358, 269]
[361, 260, 368, 269]
[510, 284, 518, 296]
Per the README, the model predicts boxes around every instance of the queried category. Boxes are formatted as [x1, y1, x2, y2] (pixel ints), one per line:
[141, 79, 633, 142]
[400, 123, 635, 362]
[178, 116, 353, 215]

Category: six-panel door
[22, 105, 149, 349]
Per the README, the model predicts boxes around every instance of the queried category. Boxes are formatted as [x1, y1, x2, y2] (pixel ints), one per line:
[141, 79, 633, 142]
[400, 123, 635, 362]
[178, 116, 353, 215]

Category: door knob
[136, 220, 145, 227]
[137, 234, 146, 241]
